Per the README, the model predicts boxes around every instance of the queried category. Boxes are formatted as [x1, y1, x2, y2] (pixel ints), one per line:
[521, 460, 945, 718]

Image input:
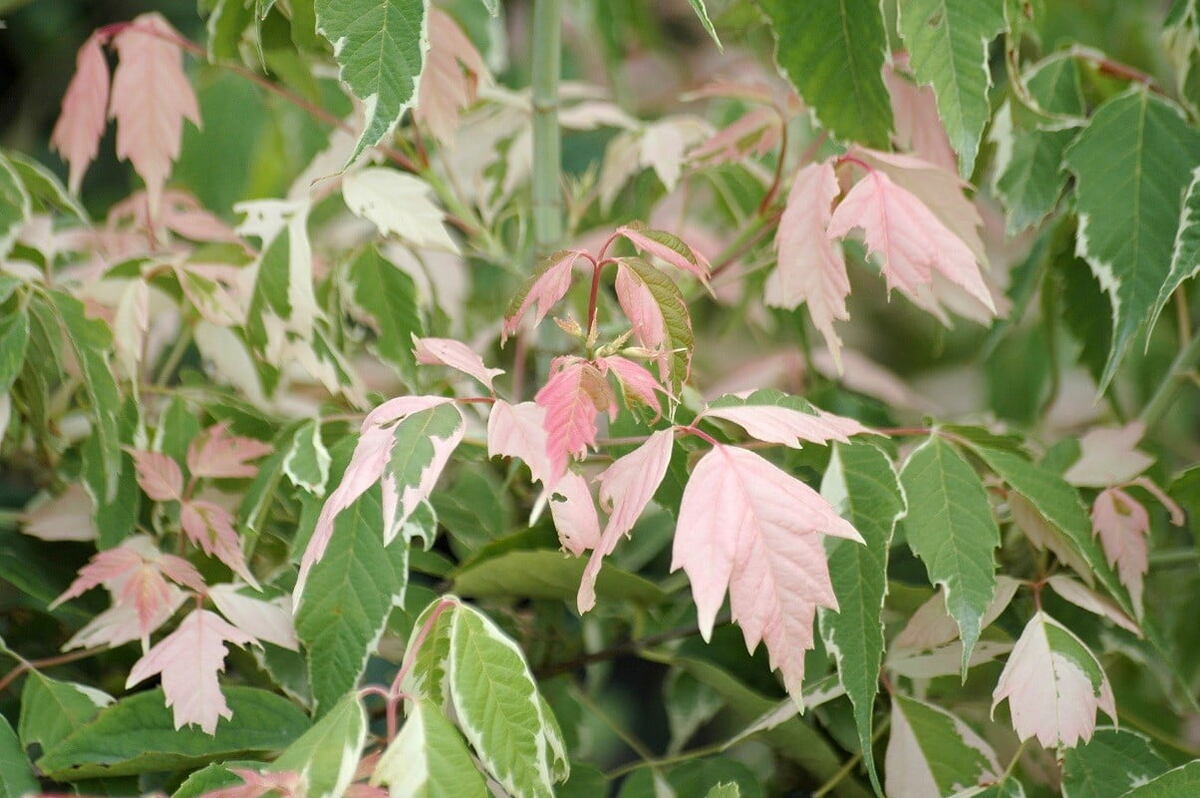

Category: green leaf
[1165, 165, 1200, 324]
[348, 244, 424, 384]
[373, 700, 488, 797]
[616, 257, 693, 394]
[449, 601, 568, 797]
[968, 445, 1132, 614]
[452, 549, 665, 605]
[0, 153, 30, 260]
[5, 151, 88, 222]
[1064, 89, 1200, 386]
[19, 672, 111, 753]
[171, 760, 264, 798]
[48, 291, 123, 502]
[36, 687, 309, 780]
[899, 435, 999, 675]
[1061, 728, 1168, 798]
[1122, 761, 1200, 796]
[707, 784, 740, 798]
[687, 0, 721, 49]
[81, 398, 141, 548]
[897, 0, 1006, 176]
[759, 0, 892, 148]
[401, 598, 456, 709]
[295, 486, 410, 714]
[272, 692, 366, 798]
[888, 695, 1001, 795]
[384, 403, 463, 537]
[819, 443, 906, 796]
[206, 0, 254, 61]
[992, 56, 1085, 233]
[0, 715, 37, 798]
[0, 307, 29, 395]
[154, 396, 202, 466]
[316, 0, 428, 161]
[284, 418, 331, 495]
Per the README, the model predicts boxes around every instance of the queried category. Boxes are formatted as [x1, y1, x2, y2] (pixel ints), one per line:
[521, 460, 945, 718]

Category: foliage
[1, 0, 1200, 795]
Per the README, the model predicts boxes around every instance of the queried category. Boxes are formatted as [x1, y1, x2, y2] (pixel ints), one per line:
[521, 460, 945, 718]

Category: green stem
[530, 0, 563, 257]
[1138, 327, 1200, 431]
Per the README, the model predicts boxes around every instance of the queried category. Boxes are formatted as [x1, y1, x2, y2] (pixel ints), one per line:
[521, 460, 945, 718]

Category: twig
[0, 647, 107, 694]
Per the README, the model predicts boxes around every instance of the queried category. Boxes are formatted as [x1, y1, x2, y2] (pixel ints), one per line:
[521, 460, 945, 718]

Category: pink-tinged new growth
[671, 444, 863, 697]
[765, 161, 851, 370]
[1091, 487, 1151, 613]
[413, 335, 505, 390]
[207, 583, 299, 650]
[487, 400, 555, 486]
[599, 355, 667, 414]
[689, 106, 781, 166]
[204, 769, 303, 798]
[296, 396, 463, 601]
[187, 423, 273, 480]
[128, 449, 184, 502]
[52, 537, 205, 639]
[51, 33, 110, 194]
[64, 589, 187, 651]
[614, 264, 669, 379]
[992, 611, 1116, 748]
[126, 608, 256, 734]
[1064, 422, 1155, 488]
[578, 429, 674, 612]
[108, 189, 243, 243]
[535, 358, 616, 484]
[415, 8, 488, 145]
[108, 13, 201, 214]
[180, 500, 259, 589]
[1045, 575, 1141, 637]
[502, 249, 588, 341]
[826, 168, 995, 317]
[700, 399, 872, 449]
[21, 483, 98, 542]
[547, 471, 601, 557]
[883, 53, 957, 174]
[615, 223, 711, 282]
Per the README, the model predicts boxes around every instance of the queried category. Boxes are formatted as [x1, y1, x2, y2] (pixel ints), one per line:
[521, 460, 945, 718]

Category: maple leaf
[180, 499, 259, 589]
[689, 106, 781, 165]
[502, 250, 588, 341]
[671, 444, 863, 698]
[21, 483, 98, 542]
[826, 167, 994, 318]
[1091, 487, 1151, 614]
[412, 335, 504, 390]
[108, 13, 201, 215]
[534, 357, 616, 484]
[1045, 575, 1141, 637]
[599, 355, 667, 414]
[51, 33, 110, 194]
[296, 396, 464, 600]
[126, 608, 256, 734]
[415, 8, 489, 145]
[1064, 422, 1155, 487]
[614, 263, 669, 377]
[992, 611, 1116, 748]
[882, 53, 957, 173]
[187, 423, 273, 480]
[578, 429, 674, 612]
[486, 400, 554, 486]
[615, 222, 711, 282]
[700, 391, 873, 449]
[547, 471, 601, 557]
[128, 449, 183, 502]
[203, 769, 303, 798]
[64, 589, 187, 651]
[207, 583, 299, 650]
[765, 161, 851, 370]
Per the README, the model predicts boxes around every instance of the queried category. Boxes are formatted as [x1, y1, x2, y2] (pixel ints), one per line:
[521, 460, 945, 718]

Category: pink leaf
[534, 358, 615, 485]
[108, 13, 201, 214]
[296, 396, 461, 601]
[826, 168, 995, 317]
[64, 588, 186, 651]
[128, 449, 184, 502]
[893, 576, 1021, 651]
[1045, 575, 1141, 637]
[208, 583, 299, 650]
[181, 500, 259, 589]
[126, 608, 256, 734]
[765, 161, 851, 370]
[1127, 476, 1185, 526]
[671, 444, 862, 697]
[21, 483, 98, 542]
[689, 106, 780, 165]
[547, 471, 601, 557]
[51, 33, 110, 194]
[1091, 487, 1150, 613]
[578, 429, 673, 612]
[883, 53, 957, 173]
[1064, 422, 1155, 488]
[992, 611, 1116, 748]
[414, 8, 488, 145]
[502, 250, 588, 342]
[599, 355, 666, 413]
[487, 400, 554, 486]
[615, 223, 711, 282]
[413, 335, 504, 390]
[204, 769, 303, 798]
[700, 396, 872, 449]
[187, 423, 273, 480]
[614, 264, 669, 381]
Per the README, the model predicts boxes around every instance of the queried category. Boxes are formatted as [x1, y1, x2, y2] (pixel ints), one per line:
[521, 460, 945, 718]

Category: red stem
[586, 259, 613, 337]
[386, 599, 455, 740]
[835, 154, 873, 173]
[678, 424, 719, 446]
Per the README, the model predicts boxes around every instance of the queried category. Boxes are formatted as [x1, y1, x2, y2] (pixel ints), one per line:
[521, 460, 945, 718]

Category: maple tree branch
[0, 646, 107, 694]
[1069, 45, 1165, 95]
